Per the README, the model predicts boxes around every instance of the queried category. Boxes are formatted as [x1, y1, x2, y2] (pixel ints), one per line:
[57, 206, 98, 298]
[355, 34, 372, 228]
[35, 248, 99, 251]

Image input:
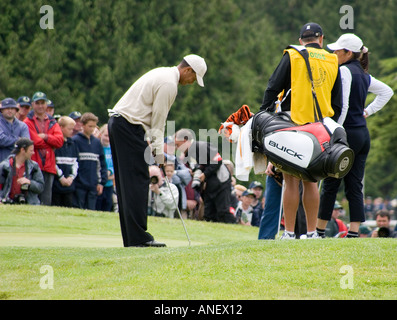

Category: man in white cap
[108, 54, 207, 247]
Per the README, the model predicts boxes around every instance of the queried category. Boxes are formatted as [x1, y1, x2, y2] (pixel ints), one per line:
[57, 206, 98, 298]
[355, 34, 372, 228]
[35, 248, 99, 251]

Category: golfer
[317, 34, 393, 238]
[108, 54, 207, 247]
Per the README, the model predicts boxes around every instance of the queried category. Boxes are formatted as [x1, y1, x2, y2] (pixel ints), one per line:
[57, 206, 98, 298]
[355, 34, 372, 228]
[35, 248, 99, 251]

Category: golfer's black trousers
[318, 126, 370, 223]
[108, 116, 154, 247]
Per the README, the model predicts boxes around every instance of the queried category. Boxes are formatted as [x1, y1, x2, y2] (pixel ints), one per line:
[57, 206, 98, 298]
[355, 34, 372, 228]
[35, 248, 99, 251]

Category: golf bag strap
[287, 45, 323, 122]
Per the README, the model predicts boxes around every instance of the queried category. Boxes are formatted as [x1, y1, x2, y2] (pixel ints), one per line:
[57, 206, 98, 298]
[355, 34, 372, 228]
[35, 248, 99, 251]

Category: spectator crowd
[1, 92, 396, 239]
[0, 93, 112, 212]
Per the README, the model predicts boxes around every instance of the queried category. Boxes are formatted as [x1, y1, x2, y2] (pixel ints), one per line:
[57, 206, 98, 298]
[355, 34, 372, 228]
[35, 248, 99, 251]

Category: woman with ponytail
[316, 33, 394, 238]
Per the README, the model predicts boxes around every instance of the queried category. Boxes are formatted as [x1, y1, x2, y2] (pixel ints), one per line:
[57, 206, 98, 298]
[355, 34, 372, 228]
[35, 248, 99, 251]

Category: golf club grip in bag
[251, 111, 354, 182]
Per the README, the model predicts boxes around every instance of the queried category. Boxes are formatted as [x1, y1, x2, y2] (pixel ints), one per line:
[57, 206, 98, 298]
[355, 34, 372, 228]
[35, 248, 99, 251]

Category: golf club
[161, 165, 191, 246]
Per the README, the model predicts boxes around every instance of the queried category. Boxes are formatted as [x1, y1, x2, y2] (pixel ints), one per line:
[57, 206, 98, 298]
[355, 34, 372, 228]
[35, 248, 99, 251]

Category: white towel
[234, 118, 267, 181]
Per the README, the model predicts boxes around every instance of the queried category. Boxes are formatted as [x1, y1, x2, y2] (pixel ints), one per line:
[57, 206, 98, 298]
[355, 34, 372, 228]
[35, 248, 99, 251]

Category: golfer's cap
[12, 137, 33, 154]
[32, 91, 47, 102]
[359, 225, 371, 235]
[249, 181, 263, 189]
[184, 54, 207, 87]
[47, 100, 54, 108]
[17, 96, 32, 107]
[327, 33, 363, 53]
[69, 111, 82, 120]
[164, 135, 175, 144]
[334, 201, 343, 210]
[242, 189, 256, 198]
[300, 22, 323, 39]
[1, 98, 18, 110]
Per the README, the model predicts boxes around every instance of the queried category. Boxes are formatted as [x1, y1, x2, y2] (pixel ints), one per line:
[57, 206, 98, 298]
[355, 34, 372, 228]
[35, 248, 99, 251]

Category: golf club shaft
[161, 166, 191, 246]
[277, 179, 285, 239]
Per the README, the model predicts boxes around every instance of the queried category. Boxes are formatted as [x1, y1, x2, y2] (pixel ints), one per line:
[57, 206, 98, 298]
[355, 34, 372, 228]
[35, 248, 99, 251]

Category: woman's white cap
[184, 54, 207, 87]
[327, 33, 364, 53]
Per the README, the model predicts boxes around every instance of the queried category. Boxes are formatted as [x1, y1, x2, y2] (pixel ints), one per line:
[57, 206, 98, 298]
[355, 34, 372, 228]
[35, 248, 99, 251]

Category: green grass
[0, 205, 396, 300]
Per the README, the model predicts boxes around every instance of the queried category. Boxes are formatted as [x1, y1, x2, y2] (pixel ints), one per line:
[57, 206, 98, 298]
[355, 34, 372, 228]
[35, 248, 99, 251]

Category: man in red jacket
[24, 92, 64, 205]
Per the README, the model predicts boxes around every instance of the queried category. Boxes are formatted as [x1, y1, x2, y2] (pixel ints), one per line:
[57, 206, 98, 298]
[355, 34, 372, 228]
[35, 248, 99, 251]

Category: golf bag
[251, 111, 354, 182]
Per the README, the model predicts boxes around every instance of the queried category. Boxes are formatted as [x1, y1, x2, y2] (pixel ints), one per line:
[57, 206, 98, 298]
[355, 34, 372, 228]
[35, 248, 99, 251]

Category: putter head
[162, 173, 191, 246]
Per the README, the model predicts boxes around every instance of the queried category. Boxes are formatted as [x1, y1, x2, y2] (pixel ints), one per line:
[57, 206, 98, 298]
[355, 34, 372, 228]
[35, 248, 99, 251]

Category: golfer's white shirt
[110, 66, 180, 157]
[337, 66, 393, 125]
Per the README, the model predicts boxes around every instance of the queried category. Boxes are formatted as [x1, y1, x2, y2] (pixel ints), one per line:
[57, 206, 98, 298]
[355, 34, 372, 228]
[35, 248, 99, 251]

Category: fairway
[0, 205, 396, 300]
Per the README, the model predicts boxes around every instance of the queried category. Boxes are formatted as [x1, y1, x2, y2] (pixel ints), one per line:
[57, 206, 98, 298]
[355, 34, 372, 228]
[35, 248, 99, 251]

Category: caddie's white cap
[327, 33, 363, 53]
[184, 54, 207, 87]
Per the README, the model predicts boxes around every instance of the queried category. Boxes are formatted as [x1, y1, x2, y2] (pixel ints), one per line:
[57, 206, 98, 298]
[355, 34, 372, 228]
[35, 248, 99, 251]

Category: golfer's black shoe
[131, 240, 166, 247]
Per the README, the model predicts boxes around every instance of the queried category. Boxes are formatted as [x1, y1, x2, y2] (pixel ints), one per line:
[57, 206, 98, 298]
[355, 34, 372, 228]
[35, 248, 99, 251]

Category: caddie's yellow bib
[285, 46, 339, 125]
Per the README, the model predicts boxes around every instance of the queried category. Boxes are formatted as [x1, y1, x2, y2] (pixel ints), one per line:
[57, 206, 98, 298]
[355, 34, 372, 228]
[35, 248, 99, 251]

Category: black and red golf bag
[251, 111, 354, 182]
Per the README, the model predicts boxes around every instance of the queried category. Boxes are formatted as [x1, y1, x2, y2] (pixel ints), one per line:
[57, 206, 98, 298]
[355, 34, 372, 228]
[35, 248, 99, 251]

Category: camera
[21, 184, 29, 191]
[191, 168, 203, 190]
[14, 194, 26, 204]
[1, 194, 26, 204]
[1, 197, 14, 204]
[150, 175, 159, 185]
[377, 227, 390, 238]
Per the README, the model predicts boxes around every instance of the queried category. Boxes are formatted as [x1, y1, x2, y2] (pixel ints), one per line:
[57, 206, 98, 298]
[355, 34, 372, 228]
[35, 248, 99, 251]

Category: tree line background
[0, 0, 396, 198]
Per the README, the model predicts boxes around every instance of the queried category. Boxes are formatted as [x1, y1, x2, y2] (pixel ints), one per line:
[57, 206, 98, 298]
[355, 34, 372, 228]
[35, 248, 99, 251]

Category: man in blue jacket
[0, 138, 44, 205]
[72, 112, 107, 210]
[0, 98, 30, 162]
